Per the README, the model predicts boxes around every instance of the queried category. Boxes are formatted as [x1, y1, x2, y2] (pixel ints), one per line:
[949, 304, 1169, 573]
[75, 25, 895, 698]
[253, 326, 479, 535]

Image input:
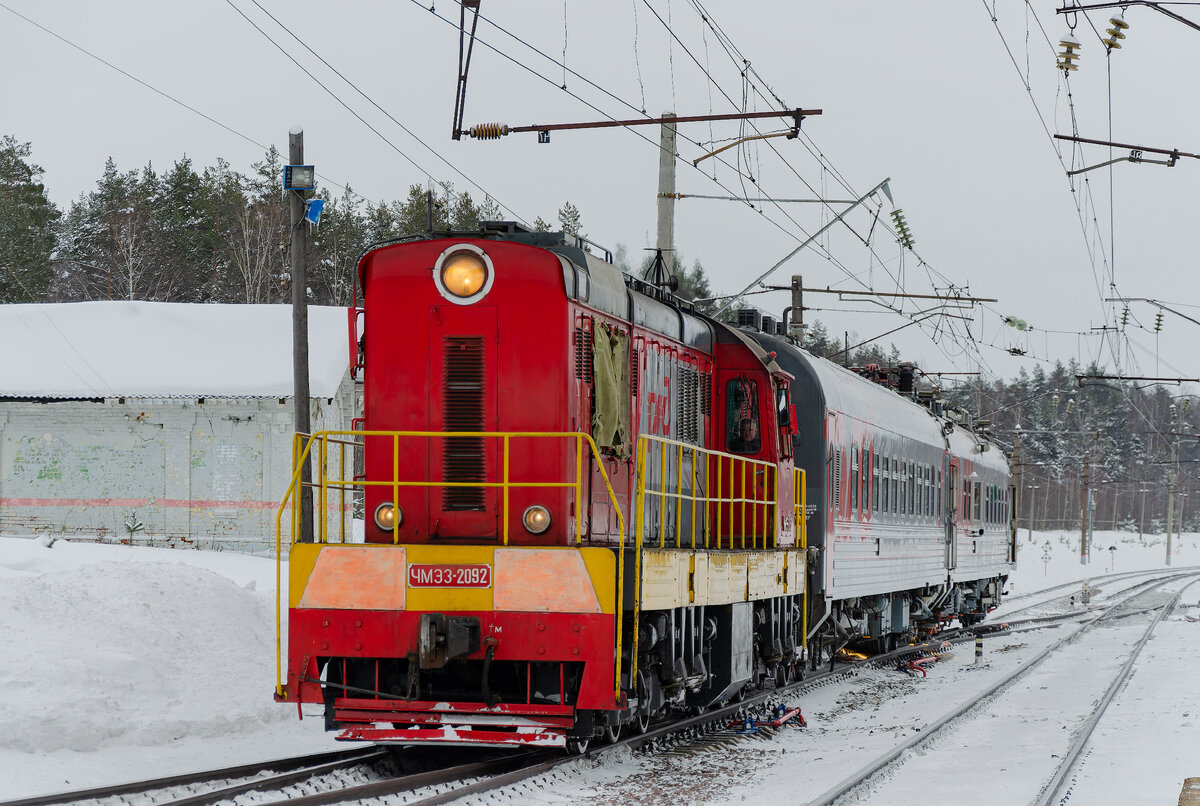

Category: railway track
[16, 571, 1192, 806]
[993, 564, 1200, 621]
[1034, 575, 1200, 806]
[0, 746, 543, 806]
[803, 570, 1200, 806]
[0, 747, 386, 806]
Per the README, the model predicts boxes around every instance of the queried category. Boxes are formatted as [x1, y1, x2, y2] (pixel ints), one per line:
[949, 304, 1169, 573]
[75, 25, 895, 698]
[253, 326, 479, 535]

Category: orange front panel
[298, 546, 407, 610]
[493, 548, 603, 613]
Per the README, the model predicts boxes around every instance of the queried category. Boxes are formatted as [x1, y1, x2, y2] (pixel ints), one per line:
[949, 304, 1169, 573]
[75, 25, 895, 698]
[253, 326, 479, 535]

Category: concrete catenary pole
[1166, 439, 1177, 566]
[1139, 485, 1147, 540]
[656, 113, 677, 260]
[1029, 483, 1038, 542]
[1013, 418, 1022, 560]
[289, 127, 314, 545]
[1084, 450, 1094, 563]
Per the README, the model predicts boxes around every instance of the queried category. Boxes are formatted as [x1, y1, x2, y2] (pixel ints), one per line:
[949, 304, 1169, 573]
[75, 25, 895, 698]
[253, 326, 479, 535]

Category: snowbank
[0, 536, 336, 797]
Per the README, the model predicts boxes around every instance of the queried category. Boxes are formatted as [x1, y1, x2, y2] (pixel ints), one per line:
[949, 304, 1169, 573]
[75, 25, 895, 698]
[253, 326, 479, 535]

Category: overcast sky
[3, 1, 1197, 387]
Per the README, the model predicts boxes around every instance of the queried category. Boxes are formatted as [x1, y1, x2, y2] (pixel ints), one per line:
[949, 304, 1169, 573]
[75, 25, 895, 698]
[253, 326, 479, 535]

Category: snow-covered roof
[0, 301, 351, 399]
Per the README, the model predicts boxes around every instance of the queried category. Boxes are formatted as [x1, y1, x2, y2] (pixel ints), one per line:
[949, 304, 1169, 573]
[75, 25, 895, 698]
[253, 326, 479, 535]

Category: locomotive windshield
[726, 377, 761, 453]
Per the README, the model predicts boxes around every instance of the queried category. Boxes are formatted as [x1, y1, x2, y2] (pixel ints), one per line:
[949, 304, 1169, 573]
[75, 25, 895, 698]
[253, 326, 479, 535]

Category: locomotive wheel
[567, 737, 590, 755]
[604, 722, 622, 744]
[634, 671, 652, 734]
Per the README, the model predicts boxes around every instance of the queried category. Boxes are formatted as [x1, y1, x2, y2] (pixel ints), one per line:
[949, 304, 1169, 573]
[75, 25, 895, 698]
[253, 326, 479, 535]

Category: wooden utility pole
[289, 127, 314, 545]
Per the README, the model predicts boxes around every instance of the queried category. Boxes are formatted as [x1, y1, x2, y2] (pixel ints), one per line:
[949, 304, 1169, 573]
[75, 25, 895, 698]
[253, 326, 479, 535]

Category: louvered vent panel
[631, 350, 640, 397]
[442, 337, 485, 511]
[699, 373, 712, 416]
[573, 323, 593, 382]
[677, 366, 699, 444]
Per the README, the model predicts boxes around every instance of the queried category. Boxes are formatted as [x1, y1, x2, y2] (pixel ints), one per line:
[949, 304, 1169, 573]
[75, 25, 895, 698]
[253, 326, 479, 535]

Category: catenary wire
[243, 0, 527, 225]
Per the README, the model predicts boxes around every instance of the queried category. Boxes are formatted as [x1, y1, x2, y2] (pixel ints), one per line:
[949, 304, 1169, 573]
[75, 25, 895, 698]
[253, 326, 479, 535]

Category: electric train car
[273, 222, 1014, 751]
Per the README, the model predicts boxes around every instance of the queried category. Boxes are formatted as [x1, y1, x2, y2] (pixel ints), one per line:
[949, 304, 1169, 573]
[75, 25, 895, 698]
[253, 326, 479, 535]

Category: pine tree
[0, 135, 62, 302]
[310, 185, 368, 306]
[557, 202, 583, 239]
[152, 156, 210, 302]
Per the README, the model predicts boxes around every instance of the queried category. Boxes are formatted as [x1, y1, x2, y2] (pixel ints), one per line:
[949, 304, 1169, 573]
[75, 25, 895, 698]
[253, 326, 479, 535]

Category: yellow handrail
[628, 434, 786, 690]
[274, 430, 626, 704]
[795, 466, 808, 652]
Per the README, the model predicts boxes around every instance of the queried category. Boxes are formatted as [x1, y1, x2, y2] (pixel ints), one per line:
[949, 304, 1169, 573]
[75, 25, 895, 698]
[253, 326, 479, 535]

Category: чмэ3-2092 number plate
[407, 563, 492, 588]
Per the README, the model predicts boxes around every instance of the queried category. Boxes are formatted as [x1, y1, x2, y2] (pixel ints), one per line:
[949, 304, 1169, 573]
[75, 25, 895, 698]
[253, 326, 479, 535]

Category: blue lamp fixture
[283, 164, 316, 191]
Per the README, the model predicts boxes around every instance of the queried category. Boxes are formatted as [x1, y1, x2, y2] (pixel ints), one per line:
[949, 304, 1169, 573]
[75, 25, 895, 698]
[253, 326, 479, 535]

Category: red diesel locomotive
[274, 221, 1012, 751]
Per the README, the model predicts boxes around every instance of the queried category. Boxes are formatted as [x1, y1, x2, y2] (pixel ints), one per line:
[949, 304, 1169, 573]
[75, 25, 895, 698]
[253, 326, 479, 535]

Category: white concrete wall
[0, 372, 359, 553]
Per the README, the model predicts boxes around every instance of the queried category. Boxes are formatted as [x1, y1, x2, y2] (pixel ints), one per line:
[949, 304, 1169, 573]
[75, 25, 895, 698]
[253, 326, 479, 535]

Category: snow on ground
[0, 536, 339, 799]
[0, 529, 1196, 803]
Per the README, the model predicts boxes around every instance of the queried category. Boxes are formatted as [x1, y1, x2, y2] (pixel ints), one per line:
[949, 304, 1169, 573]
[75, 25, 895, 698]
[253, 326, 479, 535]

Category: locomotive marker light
[374, 501, 399, 531]
[523, 505, 551, 534]
[433, 244, 494, 304]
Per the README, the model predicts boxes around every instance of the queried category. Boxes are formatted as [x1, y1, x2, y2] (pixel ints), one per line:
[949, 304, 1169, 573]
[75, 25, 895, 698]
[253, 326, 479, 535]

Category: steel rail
[804, 572, 1197, 806]
[998, 565, 1200, 607]
[162, 750, 395, 806]
[403, 755, 569, 806]
[1035, 575, 1200, 806]
[993, 565, 1200, 620]
[250, 752, 548, 806]
[0, 747, 386, 806]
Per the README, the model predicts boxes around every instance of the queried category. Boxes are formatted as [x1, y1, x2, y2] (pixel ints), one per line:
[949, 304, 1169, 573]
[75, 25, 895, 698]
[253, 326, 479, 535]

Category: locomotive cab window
[775, 381, 794, 458]
[726, 377, 760, 453]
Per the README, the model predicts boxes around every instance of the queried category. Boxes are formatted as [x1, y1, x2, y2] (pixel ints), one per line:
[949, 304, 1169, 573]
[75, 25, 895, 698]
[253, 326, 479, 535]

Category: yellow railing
[633, 434, 781, 550]
[629, 434, 807, 685]
[274, 430, 627, 704]
[795, 467, 808, 652]
[279, 430, 622, 547]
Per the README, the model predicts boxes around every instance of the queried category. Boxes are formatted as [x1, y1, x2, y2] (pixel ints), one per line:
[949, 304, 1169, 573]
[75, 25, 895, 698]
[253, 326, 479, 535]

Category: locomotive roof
[365, 222, 716, 353]
[745, 328, 945, 444]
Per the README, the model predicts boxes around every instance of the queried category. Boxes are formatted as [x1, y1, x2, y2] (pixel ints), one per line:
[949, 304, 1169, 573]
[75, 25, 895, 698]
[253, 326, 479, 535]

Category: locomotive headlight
[374, 502, 400, 531]
[442, 253, 487, 296]
[433, 244, 494, 304]
[522, 505, 551, 534]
